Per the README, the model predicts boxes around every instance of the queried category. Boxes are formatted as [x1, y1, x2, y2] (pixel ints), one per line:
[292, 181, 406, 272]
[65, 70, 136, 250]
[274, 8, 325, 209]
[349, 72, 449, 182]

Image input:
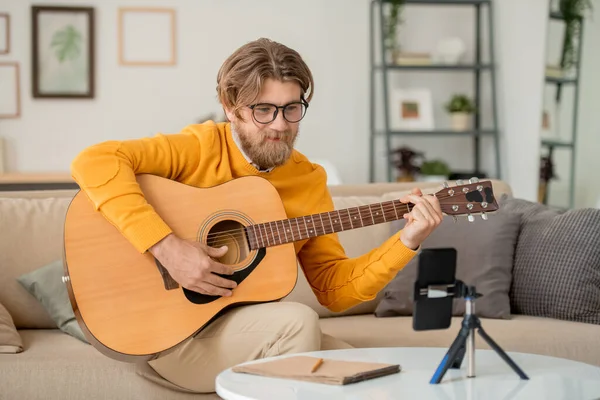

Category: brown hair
[216, 38, 314, 120]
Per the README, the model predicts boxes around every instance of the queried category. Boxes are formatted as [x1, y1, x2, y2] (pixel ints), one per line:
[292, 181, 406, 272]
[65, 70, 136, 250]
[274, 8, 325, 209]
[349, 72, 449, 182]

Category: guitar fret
[336, 211, 343, 230]
[301, 217, 308, 238]
[288, 220, 295, 241]
[347, 209, 354, 229]
[296, 218, 302, 240]
[280, 220, 288, 243]
[318, 213, 326, 234]
[380, 203, 387, 222]
[273, 222, 280, 245]
[369, 205, 375, 225]
[327, 212, 335, 232]
[311, 215, 317, 236]
[392, 200, 399, 219]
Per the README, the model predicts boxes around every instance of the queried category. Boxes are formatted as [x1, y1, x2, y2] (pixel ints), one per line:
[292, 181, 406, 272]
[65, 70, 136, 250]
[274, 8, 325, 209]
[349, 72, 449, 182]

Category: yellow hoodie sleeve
[70, 126, 207, 253]
[296, 170, 418, 313]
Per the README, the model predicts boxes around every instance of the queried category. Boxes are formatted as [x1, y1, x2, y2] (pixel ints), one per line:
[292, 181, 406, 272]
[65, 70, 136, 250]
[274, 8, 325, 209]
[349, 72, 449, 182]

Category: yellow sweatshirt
[70, 121, 417, 312]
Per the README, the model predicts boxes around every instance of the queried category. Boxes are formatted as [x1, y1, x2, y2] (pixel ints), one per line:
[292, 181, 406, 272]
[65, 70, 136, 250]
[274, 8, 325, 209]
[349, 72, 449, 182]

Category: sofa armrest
[0, 301, 23, 353]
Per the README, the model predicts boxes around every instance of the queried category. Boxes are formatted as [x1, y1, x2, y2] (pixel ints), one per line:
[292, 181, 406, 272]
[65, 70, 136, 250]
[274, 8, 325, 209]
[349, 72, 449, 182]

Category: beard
[233, 124, 298, 171]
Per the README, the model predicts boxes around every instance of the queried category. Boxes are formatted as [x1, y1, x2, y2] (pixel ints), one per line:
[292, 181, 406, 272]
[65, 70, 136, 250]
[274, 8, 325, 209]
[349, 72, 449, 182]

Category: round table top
[215, 347, 600, 400]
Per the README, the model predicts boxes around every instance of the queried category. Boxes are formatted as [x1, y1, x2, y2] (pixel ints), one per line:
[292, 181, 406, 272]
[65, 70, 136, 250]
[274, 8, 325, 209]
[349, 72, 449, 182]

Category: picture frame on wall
[31, 6, 95, 98]
[118, 8, 177, 66]
[0, 62, 21, 118]
[389, 88, 434, 131]
[0, 13, 9, 54]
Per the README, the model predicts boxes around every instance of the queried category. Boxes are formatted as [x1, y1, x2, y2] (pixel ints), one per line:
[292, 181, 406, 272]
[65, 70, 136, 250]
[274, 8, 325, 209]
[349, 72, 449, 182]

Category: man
[70, 38, 443, 393]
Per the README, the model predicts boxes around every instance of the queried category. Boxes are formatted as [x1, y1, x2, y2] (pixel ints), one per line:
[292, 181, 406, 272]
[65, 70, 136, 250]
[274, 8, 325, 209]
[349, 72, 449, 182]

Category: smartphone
[412, 248, 457, 331]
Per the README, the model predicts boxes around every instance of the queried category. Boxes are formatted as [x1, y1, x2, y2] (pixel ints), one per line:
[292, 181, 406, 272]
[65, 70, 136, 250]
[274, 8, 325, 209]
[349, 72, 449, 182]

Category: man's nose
[270, 109, 289, 131]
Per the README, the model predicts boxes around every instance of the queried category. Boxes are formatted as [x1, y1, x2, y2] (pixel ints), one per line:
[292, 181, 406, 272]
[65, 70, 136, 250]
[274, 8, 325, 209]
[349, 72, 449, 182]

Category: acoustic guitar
[62, 174, 498, 362]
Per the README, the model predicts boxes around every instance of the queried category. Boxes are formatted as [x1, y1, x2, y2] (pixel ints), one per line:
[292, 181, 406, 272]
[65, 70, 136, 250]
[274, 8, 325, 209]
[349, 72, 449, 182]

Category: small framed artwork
[389, 88, 434, 131]
[0, 13, 9, 54]
[0, 62, 21, 118]
[31, 6, 95, 98]
[118, 8, 177, 66]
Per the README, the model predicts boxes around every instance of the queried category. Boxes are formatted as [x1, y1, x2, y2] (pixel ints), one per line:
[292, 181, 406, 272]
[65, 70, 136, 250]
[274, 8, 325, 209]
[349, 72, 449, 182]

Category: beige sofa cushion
[319, 314, 600, 367]
[0, 196, 73, 328]
[0, 302, 22, 353]
[283, 195, 397, 317]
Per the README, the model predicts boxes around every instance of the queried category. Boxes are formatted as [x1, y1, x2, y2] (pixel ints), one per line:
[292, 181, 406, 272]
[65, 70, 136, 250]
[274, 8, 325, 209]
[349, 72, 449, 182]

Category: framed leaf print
[31, 6, 95, 98]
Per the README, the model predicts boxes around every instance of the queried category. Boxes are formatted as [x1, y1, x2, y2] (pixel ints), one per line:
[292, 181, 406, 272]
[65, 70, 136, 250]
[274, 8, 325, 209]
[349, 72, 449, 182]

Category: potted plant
[418, 159, 451, 182]
[445, 94, 476, 131]
[384, 0, 404, 63]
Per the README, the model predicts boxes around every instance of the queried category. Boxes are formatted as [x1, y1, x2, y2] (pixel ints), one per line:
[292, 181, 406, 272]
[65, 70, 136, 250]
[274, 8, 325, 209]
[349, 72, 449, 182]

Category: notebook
[232, 355, 401, 385]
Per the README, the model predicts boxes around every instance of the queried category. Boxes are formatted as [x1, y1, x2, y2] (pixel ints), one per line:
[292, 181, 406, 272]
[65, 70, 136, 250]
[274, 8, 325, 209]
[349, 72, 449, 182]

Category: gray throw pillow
[501, 197, 600, 325]
[17, 260, 88, 343]
[375, 210, 521, 319]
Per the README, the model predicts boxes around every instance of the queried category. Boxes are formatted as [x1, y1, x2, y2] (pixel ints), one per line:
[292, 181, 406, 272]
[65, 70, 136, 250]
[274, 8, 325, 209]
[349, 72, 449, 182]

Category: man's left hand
[398, 188, 443, 250]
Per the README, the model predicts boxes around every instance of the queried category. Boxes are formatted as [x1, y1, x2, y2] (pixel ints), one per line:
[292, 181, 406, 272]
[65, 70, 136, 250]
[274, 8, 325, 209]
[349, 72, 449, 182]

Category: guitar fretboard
[245, 199, 411, 250]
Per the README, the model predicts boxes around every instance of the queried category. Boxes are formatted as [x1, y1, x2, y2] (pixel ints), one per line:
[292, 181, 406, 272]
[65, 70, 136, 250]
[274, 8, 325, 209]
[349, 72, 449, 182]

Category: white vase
[450, 112, 472, 131]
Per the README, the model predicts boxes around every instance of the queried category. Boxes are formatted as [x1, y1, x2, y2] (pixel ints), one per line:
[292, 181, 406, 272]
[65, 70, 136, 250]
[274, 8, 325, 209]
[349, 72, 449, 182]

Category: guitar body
[63, 174, 298, 362]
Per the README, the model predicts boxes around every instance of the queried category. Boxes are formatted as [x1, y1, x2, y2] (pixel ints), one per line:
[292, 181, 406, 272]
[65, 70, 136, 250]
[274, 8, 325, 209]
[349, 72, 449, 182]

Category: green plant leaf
[50, 25, 82, 63]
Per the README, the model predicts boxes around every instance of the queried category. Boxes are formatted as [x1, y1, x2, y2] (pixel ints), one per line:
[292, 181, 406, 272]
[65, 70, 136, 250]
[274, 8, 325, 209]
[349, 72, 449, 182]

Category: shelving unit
[540, 11, 584, 209]
[369, 0, 501, 183]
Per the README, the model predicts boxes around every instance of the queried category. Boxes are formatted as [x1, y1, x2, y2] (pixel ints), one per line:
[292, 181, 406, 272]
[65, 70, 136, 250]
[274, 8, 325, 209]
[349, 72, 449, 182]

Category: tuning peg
[452, 216, 458, 223]
[469, 177, 479, 184]
[456, 179, 464, 186]
[467, 214, 475, 222]
[481, 212, 488, 221]
[442, 181, 449, 189]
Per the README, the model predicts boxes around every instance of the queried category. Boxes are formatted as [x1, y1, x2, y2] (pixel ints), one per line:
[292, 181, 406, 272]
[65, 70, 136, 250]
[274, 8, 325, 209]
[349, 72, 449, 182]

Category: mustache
[262, 131, 293, 140]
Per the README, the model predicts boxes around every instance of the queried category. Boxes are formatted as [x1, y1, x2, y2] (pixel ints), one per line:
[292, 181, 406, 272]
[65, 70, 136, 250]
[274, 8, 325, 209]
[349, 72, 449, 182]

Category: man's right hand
[149, 234, 237, 297]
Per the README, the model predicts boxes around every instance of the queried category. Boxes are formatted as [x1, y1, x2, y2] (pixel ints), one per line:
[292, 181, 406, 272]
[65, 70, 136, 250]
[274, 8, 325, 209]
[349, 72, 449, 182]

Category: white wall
[0, 0, 552, 204]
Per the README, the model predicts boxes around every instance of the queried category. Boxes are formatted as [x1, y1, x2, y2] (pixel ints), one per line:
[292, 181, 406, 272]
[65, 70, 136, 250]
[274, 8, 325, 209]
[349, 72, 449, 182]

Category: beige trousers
[139, 302, 353, 394]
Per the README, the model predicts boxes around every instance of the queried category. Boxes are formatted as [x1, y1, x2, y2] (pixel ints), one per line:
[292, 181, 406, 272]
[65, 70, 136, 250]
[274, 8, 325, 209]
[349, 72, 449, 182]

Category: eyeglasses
[248, 99, 308, 124]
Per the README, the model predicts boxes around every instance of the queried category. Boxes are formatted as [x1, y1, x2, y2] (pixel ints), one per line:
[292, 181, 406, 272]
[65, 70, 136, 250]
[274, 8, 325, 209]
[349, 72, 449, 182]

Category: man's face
[226, 78, 303, 171]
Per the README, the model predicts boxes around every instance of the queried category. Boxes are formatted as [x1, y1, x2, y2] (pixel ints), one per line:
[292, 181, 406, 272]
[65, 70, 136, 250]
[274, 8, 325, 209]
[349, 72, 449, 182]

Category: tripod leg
[450, 343, 466, 369]
[476, 325, 529, 380]
[430, 326, 470, 384]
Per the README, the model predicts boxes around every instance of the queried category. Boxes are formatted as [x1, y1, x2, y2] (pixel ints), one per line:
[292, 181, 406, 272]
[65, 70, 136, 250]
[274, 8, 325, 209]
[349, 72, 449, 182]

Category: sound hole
[205, 220, 250, 266]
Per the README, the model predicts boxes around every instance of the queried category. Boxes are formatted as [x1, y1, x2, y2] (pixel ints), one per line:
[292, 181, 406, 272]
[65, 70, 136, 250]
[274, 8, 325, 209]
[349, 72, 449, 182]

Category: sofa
[1, 179, 599, 400]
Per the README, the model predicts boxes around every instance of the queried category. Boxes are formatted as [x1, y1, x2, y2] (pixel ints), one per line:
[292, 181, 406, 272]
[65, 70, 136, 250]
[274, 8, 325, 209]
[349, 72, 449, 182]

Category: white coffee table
[216, 347, 600, 400]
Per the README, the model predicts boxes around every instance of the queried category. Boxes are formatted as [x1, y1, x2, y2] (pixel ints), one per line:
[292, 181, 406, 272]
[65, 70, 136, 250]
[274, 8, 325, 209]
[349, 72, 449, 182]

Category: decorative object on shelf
[0, 13, 9, 55]
[395, 52, 431, 66]
[418, 159, 451, 182]
[0, 62, 21, 119]
[557, 0, 592, 73]
[31, 6, 95, 99]
[445, 94, 476, 131]
[390, 146, 423, 182]
[433, 37, 466, 65]
[383, 0, 404, 63]
[118, 7, 177, 66]
[538, 154, 557, 204]
[390, 88, 434, 131]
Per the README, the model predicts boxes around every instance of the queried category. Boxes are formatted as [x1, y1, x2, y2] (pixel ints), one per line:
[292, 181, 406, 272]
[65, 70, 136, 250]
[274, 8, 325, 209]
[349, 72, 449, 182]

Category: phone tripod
[430, 281, 529, 384]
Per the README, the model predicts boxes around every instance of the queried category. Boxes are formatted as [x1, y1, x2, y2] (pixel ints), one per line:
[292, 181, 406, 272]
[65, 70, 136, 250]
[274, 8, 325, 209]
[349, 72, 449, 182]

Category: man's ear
[223, 106, 236, 123]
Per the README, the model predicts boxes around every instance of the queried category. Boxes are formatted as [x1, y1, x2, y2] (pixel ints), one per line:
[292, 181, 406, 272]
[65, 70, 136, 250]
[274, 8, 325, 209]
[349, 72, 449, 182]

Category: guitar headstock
[434, 178, 499, 222]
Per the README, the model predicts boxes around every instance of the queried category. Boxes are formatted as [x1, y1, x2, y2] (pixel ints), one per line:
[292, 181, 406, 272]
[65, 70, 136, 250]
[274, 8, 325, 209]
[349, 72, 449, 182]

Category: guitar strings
[201, 192, 489, 240]
[201, 190, 486, 240]
[201, 199, 491, 247]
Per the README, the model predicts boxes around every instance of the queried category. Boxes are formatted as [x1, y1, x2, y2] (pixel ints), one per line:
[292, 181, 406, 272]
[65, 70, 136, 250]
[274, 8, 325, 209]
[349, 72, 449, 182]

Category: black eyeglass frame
[248, 97, 309, 124]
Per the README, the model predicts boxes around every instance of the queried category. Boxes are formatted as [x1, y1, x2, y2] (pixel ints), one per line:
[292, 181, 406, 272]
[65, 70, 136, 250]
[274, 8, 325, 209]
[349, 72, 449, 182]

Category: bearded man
[70, 37, 443, 394]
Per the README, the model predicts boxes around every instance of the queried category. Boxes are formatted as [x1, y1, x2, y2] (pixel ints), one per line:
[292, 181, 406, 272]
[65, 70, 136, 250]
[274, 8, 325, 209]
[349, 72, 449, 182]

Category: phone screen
[412, 248, 457, 331]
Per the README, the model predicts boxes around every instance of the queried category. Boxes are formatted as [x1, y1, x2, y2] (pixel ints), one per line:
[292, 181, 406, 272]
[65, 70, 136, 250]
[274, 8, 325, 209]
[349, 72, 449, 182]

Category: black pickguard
[182, 247, 266, 304]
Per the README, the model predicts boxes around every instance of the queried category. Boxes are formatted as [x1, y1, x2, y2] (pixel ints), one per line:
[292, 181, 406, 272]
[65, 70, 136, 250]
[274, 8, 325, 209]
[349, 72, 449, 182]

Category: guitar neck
[246, 199, 412, 250]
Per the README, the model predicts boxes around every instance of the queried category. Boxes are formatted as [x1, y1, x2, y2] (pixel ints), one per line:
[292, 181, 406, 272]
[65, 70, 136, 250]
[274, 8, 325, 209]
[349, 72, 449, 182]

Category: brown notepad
[232, 355, 401, 385]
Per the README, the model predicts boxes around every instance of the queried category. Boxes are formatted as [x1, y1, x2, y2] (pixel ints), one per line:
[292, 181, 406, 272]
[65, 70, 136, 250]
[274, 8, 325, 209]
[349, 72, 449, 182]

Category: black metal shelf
[375, 63, 493, 71]
[378, 0, 490, 5]
[375, 129, 497, 136]
[369, 0, 500, 183]
[541, 139, 574, 148]
[545, 76, 578, 85]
